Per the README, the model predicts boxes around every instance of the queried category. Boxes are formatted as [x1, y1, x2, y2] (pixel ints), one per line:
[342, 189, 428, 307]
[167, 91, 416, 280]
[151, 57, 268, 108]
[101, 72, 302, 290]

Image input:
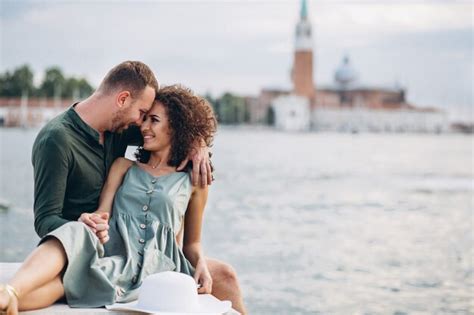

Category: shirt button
[146, 189, 153, 194]
[139, 238, 145, 244]
[140, 223, 146, 229]
[142, 205, 149, 211]
[151, 179, 157, 184]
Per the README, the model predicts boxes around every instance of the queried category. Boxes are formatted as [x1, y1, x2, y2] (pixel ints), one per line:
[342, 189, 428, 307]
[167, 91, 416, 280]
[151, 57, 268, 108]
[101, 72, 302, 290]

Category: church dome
[334, 56, 358, 86]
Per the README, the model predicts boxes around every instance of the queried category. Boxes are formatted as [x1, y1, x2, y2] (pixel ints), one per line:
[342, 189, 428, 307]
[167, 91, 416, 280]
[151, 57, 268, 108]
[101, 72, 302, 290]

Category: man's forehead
[139, 86, 156, 109]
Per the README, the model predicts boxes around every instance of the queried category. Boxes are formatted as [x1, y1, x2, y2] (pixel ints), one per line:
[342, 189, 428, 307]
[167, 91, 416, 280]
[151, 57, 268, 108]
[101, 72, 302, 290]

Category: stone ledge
[1, 263, 238, 315]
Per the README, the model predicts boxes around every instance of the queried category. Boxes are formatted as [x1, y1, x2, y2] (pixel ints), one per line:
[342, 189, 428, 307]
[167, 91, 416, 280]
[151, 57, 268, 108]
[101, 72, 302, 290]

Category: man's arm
[32, 132, 70, 237]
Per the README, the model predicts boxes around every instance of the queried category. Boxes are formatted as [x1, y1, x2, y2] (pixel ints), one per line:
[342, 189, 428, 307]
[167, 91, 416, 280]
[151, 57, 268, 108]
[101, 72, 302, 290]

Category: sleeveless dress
[41, 163, 195, 307]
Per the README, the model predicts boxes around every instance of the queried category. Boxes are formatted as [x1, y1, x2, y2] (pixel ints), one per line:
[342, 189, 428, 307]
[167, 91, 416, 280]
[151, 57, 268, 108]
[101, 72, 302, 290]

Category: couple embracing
[0, 61, 246, 315]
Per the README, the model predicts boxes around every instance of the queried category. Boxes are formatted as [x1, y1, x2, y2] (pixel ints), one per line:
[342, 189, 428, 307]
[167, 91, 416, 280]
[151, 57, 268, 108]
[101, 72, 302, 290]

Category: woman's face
[140, 101, 172, 152]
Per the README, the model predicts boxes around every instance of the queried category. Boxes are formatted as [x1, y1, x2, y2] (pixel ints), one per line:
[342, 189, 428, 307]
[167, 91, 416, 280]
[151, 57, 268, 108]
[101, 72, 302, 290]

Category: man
[32, 61, 246, 314]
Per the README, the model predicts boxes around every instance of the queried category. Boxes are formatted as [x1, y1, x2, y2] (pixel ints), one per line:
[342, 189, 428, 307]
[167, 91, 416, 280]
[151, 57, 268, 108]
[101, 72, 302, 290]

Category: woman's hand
[193, 258, 212, 294]
[78, 212, 110, 244]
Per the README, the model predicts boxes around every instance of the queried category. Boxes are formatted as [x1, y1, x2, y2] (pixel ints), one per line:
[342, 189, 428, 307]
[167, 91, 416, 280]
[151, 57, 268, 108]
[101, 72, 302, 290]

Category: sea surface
[0, 127, 473, 314]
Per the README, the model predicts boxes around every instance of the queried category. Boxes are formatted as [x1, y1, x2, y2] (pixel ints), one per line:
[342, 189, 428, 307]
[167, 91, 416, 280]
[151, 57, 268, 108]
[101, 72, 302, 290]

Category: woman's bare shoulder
[112, 157, 134, 171]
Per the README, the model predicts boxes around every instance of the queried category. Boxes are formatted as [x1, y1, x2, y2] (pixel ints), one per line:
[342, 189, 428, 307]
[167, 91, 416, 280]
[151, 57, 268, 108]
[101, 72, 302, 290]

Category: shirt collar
[66, 103, 101, 143]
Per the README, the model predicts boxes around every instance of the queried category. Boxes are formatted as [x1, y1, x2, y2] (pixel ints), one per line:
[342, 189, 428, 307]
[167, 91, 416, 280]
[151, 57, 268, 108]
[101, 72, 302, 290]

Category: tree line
[0, 65, 94, 99]
[205, 92, 250, 125]
[0, 64, 250, 124]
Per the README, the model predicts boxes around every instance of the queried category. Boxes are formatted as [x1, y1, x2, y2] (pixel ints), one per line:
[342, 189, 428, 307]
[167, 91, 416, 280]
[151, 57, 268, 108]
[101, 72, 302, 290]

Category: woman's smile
[142, 133, 155, 141]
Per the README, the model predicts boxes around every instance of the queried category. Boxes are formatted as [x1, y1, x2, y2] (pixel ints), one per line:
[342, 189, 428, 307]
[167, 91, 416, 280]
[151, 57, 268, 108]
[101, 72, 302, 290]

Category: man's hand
[78, 212, 110, 244]
[177, 145, 213, 187]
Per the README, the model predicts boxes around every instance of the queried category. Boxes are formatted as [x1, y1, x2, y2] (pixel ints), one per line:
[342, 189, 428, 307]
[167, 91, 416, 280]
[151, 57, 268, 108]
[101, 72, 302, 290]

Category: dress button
[151, 179, 157, 184]
[146, 189, 153, 194]
[142, 205, 148, 211]
[139, 238, 145, 244]
[132, 276, 138, 284]
[138, 251, 143, 256]
[140, 223, 146, 229]
[137, 262, 142, 268]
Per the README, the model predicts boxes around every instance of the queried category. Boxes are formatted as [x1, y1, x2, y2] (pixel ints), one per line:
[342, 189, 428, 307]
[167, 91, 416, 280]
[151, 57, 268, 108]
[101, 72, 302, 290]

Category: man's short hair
[99, 61, 159, 98]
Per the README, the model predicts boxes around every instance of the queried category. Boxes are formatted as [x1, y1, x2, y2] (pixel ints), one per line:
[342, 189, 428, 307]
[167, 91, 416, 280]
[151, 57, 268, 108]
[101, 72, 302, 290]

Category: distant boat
[451, 122, 474, 134]
[0, 198, 11, 211]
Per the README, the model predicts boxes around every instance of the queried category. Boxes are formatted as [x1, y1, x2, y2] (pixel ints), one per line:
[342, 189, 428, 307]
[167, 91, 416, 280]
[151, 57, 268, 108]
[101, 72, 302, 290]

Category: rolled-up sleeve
[32, 131, 70, 237]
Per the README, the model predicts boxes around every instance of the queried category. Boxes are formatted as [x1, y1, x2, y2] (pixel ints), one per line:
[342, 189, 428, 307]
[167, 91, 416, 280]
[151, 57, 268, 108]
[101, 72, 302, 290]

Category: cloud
[0, 0, 472, 110]
[314, 2, 472, 33]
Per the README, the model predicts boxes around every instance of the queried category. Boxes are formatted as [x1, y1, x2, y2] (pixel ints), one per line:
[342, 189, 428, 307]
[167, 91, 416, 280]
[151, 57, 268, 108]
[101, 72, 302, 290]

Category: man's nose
[135, 114, 144, 126]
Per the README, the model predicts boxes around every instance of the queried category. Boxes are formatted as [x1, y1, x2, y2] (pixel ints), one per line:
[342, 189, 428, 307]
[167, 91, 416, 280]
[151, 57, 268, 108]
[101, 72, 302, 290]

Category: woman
[0, 85, 220, 314]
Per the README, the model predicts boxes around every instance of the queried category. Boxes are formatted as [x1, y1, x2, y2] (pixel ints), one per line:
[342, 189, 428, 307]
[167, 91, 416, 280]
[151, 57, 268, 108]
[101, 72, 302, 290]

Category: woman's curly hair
[135, 84, 217, 167]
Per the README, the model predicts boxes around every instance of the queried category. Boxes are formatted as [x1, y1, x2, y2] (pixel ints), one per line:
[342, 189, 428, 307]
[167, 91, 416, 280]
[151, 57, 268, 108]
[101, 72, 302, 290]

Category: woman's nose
[140, 119, 150, 131]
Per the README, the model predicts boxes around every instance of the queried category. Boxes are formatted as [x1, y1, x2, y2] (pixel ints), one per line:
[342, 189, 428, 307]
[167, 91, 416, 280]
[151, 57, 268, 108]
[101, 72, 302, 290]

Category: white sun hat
[106, 271, 232, 315]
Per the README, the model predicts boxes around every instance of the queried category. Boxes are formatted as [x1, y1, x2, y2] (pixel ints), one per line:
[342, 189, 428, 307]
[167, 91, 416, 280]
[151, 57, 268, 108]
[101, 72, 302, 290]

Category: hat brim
[106, 294, 232, 315]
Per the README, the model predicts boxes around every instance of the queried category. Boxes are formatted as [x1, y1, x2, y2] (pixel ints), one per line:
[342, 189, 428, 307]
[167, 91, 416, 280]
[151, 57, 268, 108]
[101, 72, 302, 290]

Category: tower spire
[295, 0, 312, 51]
[301, 0, 308, 19]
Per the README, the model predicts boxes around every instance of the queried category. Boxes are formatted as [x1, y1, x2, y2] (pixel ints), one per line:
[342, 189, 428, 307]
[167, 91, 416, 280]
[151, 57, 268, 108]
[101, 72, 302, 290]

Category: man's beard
[111, 107, 131, 133]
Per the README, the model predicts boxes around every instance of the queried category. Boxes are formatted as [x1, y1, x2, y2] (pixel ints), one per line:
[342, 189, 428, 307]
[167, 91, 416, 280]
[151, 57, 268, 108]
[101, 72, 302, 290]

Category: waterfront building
[0, 97, 71, 127]
[272, 95, 310, 131]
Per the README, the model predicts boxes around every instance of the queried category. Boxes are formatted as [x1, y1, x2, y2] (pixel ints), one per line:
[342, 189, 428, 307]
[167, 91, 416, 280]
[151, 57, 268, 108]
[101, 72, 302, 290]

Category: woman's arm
[95, 157, 133, 215]
[78, 157, 133, 243]
[183, 184, 212, 293]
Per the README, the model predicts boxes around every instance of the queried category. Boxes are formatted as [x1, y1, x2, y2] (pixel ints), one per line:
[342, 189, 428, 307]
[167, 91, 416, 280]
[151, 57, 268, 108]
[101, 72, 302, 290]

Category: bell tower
[292, 0, 315, 100]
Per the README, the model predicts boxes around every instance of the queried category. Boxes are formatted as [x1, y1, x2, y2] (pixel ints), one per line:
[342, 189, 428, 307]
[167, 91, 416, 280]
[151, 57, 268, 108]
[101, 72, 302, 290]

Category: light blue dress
[43, 163, 194, 307]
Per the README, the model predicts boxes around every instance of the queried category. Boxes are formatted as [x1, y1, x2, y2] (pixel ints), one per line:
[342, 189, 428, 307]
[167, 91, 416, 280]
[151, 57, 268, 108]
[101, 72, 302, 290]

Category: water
[0, 127, 473, 314]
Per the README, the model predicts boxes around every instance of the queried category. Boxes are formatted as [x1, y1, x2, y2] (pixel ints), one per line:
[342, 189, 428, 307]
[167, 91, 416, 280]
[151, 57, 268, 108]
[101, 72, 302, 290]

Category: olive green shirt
[32, 106, 142, 237]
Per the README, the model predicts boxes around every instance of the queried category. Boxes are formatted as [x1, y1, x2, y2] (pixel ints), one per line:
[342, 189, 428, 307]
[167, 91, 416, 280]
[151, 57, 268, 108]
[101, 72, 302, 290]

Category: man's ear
[116, 91, 131, 108]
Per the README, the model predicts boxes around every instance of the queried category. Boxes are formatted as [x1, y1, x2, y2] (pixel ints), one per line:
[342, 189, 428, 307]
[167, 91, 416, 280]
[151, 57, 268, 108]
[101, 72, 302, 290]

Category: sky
[0, 0, 472, 120]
